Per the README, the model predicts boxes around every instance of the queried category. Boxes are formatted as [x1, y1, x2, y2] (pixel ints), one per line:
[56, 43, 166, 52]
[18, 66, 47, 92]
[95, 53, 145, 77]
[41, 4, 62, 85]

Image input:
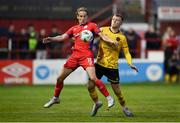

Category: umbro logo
[2, 63, 31, 77]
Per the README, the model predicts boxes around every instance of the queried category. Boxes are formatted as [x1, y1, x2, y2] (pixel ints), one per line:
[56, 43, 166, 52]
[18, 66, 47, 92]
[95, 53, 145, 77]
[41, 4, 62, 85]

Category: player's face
[77, 11, 88, 25]
[111, 15, 122, 28]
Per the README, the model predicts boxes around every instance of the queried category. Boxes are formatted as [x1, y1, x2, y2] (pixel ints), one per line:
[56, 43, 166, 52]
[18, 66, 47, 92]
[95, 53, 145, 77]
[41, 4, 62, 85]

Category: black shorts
[95, 63, 119, 84]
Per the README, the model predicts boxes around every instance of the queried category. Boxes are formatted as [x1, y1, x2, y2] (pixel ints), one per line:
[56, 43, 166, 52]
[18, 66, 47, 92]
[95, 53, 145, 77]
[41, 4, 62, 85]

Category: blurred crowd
[0, 24, 179, 82]
[0, 24, 159, 58]
[0, 24, 180, 59]
[0, 24, 73, 59]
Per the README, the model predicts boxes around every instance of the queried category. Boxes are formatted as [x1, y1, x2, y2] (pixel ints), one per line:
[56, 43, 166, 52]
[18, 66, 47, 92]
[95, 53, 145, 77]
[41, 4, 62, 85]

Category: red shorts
[64, 51, 94, 70]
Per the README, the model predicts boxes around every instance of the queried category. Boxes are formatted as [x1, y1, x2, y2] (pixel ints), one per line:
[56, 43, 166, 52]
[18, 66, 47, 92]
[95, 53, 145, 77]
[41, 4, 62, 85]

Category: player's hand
[113, 41, 119, 47]
[42, 37, 52, 44]
[129, 64, 138, 72]
[110, 41, 119, 47]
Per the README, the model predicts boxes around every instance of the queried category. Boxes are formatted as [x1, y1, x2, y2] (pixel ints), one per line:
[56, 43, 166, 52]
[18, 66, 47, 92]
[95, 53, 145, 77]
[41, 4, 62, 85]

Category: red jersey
[65, 22, 100, 52]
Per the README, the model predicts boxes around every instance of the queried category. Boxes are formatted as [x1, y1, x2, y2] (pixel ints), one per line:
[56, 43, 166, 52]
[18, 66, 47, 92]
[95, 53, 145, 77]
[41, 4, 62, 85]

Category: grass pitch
[0, 82, 180, 122]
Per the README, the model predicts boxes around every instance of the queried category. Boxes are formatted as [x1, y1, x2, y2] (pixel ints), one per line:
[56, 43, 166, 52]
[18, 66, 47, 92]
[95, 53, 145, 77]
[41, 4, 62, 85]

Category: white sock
[106, 95, 112, 100]
[53, 96, 58, 99]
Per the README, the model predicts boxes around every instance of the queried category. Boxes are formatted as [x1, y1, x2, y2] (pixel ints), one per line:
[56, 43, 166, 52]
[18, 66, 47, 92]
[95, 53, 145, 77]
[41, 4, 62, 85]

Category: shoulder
[66, 25, 79, 33]
[88, 22, 97, 25]
[70, 25, 79, 29]
[100, 26, 109, 30]
[88, 22, 99, 28]
[65, 25, 79, 35]
[100, 26, 110, 32]
[118, 32, 127, 41]
[120, 33, 126, 38]
[118, 31, 126, 37]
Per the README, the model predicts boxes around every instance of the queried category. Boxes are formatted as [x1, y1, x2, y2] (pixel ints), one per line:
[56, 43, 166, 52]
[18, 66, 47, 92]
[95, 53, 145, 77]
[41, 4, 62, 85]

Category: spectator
[18, 28, 29, 59]
[165, 30, 179, 51]
[125, 28, 141, 58]
[27, 24, 38, 59]
[36, 28, 47, 59]
[0, 27, 8, 59]
[162, 26, 173, 48]
[144, 25, 161, 50]
[7, 24, 16, 47]
[48, 25, 63, 58]
[164, 30, 179, 82]
[7, 24, 17, 59]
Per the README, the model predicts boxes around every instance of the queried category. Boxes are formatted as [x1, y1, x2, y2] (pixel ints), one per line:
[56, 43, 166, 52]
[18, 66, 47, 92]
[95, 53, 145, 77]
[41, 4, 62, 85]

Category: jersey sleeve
[91, 23, 100, 35]
[121, 36, 128, 48]
[122, 36, 132, 65]
[65, 26, 74, 38]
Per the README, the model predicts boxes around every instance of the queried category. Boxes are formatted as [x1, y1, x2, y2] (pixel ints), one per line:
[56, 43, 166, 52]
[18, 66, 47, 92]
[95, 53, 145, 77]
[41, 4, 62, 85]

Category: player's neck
[110, 27, 119, 33]
[79, 22, 88, 26]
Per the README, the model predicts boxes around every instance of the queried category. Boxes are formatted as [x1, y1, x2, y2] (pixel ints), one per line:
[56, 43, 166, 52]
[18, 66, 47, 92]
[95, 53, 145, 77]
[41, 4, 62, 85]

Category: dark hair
[114, 13, 123, 21]
[76, 7, 88, 16]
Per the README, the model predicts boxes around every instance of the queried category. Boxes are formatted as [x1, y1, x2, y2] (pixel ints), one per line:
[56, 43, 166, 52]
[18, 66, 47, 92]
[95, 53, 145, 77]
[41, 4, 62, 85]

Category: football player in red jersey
[43, 7, 117, 116]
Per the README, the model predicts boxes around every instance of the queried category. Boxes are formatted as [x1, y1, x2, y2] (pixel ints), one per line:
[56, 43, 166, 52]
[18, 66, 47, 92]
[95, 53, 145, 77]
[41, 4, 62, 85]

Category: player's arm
[92, 24, 118, 46]
[123, 47, 138, 72]
[43, 34, 69, 44]
[43, 26, 74, 44]
[122, 37, 138, 72]
[98, 32, 119, 46]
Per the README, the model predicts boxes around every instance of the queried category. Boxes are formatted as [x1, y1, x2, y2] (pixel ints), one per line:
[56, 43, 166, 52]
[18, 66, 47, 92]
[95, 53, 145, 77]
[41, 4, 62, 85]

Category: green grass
[0, 82, 180, 122]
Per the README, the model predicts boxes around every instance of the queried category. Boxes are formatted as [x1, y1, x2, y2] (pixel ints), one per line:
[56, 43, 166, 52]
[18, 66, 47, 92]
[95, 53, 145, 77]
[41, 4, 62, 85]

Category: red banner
[0, 60, 32, 85]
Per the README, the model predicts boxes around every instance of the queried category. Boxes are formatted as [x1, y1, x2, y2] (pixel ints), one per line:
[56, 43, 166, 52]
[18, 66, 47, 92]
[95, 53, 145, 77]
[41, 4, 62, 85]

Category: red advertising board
[0, 60, 32, 85]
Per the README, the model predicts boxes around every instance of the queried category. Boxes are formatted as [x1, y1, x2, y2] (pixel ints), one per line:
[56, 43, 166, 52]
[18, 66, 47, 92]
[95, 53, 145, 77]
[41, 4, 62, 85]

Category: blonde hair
[76, 7, 88, 16]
